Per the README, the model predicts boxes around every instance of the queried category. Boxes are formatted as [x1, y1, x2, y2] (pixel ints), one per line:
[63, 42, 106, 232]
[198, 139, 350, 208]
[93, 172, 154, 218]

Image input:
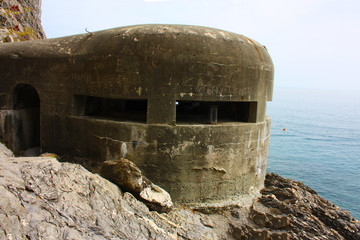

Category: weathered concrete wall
[0, 25, 274, 205]
[65, 117, 271, 205]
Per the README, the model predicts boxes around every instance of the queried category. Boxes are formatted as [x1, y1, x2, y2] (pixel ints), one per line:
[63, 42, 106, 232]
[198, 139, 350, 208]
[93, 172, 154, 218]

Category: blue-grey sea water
[267, 88, 360, 220]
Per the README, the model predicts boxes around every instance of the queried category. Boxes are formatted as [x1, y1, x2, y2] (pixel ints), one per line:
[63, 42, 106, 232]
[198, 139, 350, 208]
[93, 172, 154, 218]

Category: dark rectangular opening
[0, 93, 6, 109]
[176, 101, 257, 124]
[74, 95, 147, 123]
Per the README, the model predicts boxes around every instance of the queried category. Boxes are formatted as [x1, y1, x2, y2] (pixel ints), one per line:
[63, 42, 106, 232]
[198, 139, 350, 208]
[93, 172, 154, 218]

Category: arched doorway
[12, 84, 40, 156]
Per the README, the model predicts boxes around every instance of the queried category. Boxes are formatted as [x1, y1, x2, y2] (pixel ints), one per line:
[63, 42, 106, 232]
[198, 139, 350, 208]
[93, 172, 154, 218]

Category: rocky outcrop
[0, 143, 359, 239]
[0, 144, 179, 239]
[0, 0, 45, 42]
[101, 159, 173, 212]
[257, 173, 360, 240]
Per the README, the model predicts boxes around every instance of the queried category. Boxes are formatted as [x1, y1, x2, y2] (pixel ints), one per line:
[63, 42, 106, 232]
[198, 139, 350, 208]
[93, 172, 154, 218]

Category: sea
[266, 88, 360, 220]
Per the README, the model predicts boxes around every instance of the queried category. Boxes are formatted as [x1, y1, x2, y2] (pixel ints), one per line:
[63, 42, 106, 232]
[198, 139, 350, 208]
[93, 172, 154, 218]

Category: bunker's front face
[0, 24, 274, 205]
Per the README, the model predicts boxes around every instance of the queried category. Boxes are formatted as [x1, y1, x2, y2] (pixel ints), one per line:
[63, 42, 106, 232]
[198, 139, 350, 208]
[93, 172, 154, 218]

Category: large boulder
[100, 158, 173, 212]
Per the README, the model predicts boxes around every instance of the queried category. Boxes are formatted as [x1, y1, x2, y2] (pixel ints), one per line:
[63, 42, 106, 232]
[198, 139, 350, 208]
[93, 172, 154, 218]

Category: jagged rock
[0, 148, 176, 239]
[224, 172, 360, 240]
[259, 173, 360, 240]
[270, 232, 290, 240]
[200, 215, 215, 228]
[100, 158, 173, 212]
[139, 184, 173, 212]
[101, 159, 144, 193]
[0, 143, 359, 239]
[249, 208, 268, 227]
[0, 145, 235, 239]
[0, 0, 46, 42]
[249, 208, 290, 229]
[0, 142, 14, 158]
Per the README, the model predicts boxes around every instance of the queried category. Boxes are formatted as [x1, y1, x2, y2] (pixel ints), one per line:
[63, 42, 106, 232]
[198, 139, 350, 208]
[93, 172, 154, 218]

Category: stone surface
[101, 158, 173, 212]
[0, 143, 178, 239]
[1, 143, 359, 239]
[0, 0, 46, 42]
[258, 173, 360, 240]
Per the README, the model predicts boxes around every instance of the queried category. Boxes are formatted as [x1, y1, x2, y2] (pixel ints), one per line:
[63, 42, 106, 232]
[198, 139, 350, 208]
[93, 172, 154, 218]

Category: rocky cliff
[0, 143, 359, 240]
[0, 0, 45, 42]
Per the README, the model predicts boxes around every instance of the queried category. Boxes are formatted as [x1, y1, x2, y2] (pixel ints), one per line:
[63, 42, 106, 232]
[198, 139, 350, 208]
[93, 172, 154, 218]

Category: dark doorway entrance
[12, 84, 40, 156]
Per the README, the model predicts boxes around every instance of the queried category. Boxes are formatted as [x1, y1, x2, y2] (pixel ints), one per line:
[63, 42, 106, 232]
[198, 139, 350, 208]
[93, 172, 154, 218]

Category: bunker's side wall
[63, 117, 271, 204]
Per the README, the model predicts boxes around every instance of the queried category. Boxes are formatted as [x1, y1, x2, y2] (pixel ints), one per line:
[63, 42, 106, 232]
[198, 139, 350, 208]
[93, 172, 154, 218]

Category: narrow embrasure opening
[176, 101, 257, 124]
[74, 95, 147, 123]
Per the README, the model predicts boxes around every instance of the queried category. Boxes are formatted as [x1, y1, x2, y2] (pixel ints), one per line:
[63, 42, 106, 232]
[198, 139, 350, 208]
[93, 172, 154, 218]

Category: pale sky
[41, 0, 360, 91]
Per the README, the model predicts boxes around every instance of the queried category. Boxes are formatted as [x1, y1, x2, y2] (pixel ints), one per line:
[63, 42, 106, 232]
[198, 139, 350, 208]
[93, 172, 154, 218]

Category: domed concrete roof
[0, 24, 274, 101]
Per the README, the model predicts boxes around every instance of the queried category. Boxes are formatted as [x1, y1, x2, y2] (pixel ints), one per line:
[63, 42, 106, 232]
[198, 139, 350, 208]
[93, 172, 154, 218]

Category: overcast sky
[41, 0, 360, 91]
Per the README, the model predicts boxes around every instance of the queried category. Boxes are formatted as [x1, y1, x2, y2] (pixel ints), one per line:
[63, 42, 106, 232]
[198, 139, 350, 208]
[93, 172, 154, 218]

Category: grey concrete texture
[0, 24, 274, 205]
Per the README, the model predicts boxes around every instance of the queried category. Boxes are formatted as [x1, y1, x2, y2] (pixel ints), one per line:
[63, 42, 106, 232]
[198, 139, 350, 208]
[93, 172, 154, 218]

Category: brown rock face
[258, 173, 360, 240]
[0, 0, 45, 42]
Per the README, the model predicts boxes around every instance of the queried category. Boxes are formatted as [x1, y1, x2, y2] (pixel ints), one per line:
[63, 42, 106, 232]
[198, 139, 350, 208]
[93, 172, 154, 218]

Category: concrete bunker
[0, 24, 274, 206]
